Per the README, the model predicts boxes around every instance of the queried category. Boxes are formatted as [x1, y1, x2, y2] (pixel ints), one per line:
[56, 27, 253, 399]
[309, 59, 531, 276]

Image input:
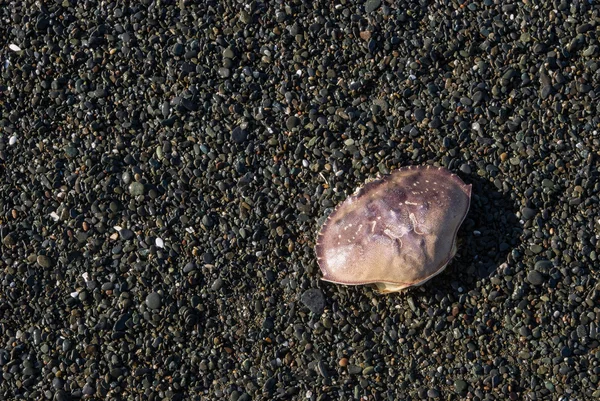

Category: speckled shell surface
[315, 165, 472, 292]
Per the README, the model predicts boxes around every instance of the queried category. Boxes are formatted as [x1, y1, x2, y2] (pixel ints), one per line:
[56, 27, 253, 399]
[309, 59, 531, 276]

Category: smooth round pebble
[146, 292, 162, 309]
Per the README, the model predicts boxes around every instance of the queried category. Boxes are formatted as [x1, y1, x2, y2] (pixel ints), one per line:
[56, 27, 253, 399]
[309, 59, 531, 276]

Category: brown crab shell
[315, 165, 472, 293]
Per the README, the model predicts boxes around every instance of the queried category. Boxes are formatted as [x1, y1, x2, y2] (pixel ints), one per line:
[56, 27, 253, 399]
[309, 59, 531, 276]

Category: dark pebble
[455, 380, 468, 394]
[211, 278, 224, 291]
[146, 292, 162, 309]
[301, 289, 325, 315]
[534, 259, 553, 271]
[364, 0, 381, 13]
[527, 270, 545, 286]
[521, 207, 536, 220]
[231, 126, 247, 143]
[119, 229, 134, 240]
[286, 115, 300, 130]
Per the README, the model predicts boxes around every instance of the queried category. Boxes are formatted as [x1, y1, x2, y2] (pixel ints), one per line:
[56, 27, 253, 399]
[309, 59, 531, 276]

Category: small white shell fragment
[155, 237, 164, 248]
[9, 44, 22, 52]
[82, 272, 90, 283]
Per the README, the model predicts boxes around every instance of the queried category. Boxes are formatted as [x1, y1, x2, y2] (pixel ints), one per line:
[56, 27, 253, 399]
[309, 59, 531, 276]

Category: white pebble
[9, 44, 22, 52]
[70, 291, 79, 298]
[9, 136, 17, 145]
[155, 237, 164, 248]
[49, 211, 60, 221]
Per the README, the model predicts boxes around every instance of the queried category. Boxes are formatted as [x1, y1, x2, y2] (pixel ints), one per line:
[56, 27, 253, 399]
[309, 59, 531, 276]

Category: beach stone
[521, 207, 536, 220]
[36, 255, 52, 268]
[365, 0, 381, 13]
[301, 289, 325, 315]
[146, 292, 162, 309]
[231, 126, 247, 143]
[119, 229, 134, 240]
[527, 270, 545, 286]
[129, 182, 145, 196]
[455, 380, 468, 394]
[534, 259, 552, 271]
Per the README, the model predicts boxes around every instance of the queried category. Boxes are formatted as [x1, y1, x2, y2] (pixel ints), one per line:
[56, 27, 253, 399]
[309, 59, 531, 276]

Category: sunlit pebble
[70, 291, 79, 298]
[9, 136, 17, 145]
[49, 211, 60, 221]
[185, 227, 195, 233]
[9, 44, 21, 51]
[82, 272, 90, 283]
[155, 237, 164, 248]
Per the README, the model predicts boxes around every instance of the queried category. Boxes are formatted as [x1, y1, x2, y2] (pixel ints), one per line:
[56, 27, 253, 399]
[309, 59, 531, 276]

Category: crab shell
[315, 165, 472, 293]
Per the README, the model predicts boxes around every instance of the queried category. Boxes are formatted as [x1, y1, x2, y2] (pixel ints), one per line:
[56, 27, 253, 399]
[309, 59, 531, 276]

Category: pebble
[521, 207, 536, 220]
[128, 182, 145, 196]
[300, 289, 325, 315]
[211, 278, 224, 291]
[364, 0, 381, 13]
[119, 229, 134, 240]
[231, 126, 247, 143]
[36, 255, 52, 268]
[527, 270, 545, 286]
[286, 116, 300, 130]
[145, 292, 162, 309]
[454, 380, 468, 394]
[2, 233, 16, 246]
[534, 259, 552, 271]
[529, 244, 543, 254]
